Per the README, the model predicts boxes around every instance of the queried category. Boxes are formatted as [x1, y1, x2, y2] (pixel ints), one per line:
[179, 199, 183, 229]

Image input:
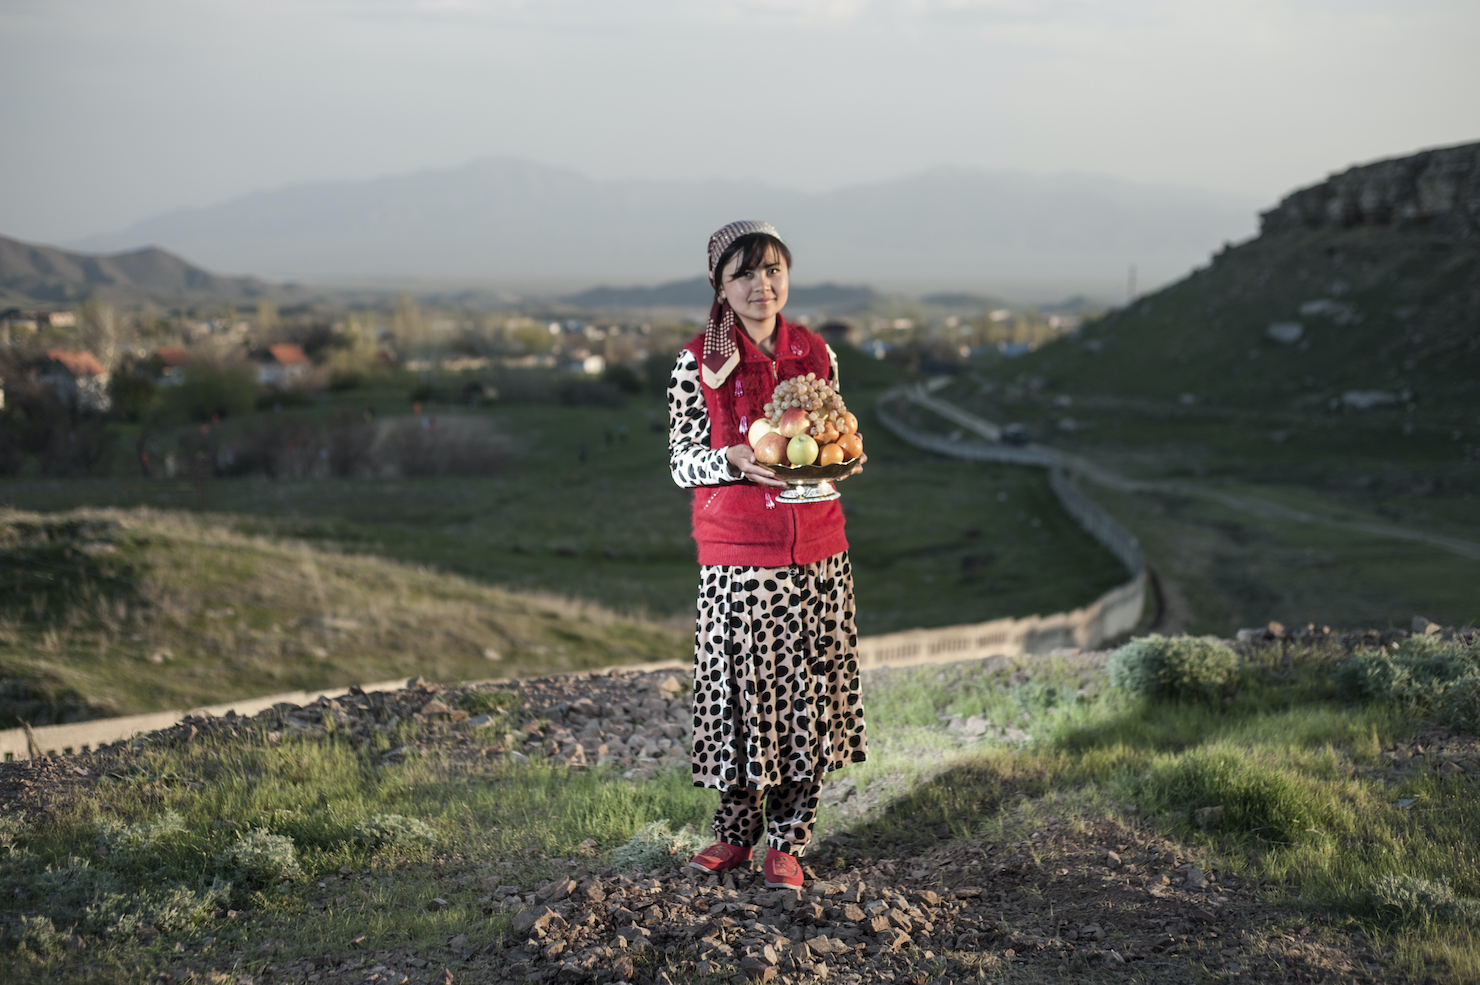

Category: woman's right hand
[726, 443, 788, 487]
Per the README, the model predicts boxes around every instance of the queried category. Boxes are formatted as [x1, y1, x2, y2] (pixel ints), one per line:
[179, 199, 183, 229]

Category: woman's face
[719, 246, 788, 329]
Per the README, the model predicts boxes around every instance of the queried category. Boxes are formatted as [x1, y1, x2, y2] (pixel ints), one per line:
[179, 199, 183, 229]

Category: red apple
[748, 418, 775, 446]
[753, 431, 789, 465]
[776, 407, 811, 438]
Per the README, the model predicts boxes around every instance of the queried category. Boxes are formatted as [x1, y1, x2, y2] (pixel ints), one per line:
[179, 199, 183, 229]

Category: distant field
[0, 349, 1130, 642]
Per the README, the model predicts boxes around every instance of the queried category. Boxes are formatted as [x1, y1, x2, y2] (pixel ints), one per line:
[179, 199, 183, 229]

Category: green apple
[786, 433, 819, 465]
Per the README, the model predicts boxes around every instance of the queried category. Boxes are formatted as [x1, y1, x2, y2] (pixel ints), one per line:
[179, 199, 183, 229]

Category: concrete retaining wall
[855, 572, 1146, 670]
[866, 383, 1148, 664]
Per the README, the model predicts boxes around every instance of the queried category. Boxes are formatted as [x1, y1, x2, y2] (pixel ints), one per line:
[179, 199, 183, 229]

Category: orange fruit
[817, 422, 840, 446]
[818, 442, 845, 466]
[838, 432, 863, 458]
[839, 411, 858, 435]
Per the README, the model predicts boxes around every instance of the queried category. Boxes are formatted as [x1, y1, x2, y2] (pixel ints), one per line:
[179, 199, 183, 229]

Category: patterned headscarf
[701, 220, 783, 390]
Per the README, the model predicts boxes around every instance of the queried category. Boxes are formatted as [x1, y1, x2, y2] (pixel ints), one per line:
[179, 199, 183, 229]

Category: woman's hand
[726, 443, 788, 487]
[846, 452, 868, 477]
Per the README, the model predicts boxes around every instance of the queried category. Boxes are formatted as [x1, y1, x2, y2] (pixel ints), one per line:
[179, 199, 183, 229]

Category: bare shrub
[370, 415, 507, 477]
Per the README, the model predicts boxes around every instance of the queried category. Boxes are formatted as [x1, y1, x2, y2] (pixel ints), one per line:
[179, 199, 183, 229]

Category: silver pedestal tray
[758, 457, 862, 503]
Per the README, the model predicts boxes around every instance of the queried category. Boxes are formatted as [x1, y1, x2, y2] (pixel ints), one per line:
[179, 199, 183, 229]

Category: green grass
[837, 641, 1480, 981]
[0, 346, 1129, 638]
[7, 636, 1480, 982]
[1088, 482, 1480, 633]
[0, 726, 715, 981]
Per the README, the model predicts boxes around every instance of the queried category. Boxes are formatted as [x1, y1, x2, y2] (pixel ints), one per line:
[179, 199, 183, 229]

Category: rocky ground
[4, 628, 1476, 985]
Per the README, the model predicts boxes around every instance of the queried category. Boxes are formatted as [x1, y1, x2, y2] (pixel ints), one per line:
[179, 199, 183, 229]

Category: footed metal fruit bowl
[757, 457, 862, 503]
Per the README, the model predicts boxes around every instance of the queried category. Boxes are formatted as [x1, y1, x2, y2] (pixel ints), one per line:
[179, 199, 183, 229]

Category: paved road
[896, 385, 1480, 563]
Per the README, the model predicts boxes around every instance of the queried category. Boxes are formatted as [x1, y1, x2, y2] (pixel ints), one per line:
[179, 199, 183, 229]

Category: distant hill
[562, 278, 711, 309]
[0, 233, 283, 306]
[561, 277, 879, 312]
[1002, 141, 1480, 410]
[71, 157, 1259, 297]
[920, 292, 1002, 309]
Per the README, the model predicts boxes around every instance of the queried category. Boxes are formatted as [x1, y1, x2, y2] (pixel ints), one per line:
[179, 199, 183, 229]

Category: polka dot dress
[690, 556, 868, 791]
[668, 348, 869, 798]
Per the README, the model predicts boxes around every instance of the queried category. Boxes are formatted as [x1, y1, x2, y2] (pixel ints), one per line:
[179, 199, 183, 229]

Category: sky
[1, 0, 1476, 245]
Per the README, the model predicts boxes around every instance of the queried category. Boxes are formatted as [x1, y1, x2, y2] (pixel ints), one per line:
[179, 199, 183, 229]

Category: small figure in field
[667, 221, 868, 889]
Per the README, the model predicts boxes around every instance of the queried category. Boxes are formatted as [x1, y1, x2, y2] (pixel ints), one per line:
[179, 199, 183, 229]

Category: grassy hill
[926, 143, 1480, 633]
[1036, 222, 1478, 439]
[0, 507, 689, 727]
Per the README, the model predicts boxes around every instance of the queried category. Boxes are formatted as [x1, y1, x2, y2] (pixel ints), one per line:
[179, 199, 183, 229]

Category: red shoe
[689, 842, 752, 874]
[763, 847, 803, 889]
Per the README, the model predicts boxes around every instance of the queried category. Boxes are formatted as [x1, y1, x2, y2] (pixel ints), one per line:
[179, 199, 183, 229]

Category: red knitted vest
[683, 317, 849, 567]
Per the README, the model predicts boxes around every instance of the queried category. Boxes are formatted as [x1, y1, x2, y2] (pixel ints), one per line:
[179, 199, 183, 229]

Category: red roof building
[41, 349, 111, 412]
[46, 349, 107, 377]
[258, 343, 312, 388]
[268, 343, 309, 366]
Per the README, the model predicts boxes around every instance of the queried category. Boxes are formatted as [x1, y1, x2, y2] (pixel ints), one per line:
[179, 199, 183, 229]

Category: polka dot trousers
[713, 779, 821, 856]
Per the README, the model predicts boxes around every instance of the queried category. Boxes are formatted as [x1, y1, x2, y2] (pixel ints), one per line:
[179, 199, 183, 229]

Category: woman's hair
[714, 233, 792, 289]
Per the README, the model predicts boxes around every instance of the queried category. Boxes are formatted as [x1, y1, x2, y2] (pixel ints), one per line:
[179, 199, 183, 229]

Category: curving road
[888, 383, 1480, 563]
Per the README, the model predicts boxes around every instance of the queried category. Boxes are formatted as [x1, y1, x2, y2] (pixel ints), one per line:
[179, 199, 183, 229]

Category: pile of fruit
[747, 373, 864, 467]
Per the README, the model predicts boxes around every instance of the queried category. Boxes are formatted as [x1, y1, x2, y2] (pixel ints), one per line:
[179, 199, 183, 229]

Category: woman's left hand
[846, 453, 868, 476]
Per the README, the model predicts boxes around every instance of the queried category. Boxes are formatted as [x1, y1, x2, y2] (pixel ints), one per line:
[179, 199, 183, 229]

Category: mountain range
[561, 278, 880, 312]
[70, 158, 1260, 298]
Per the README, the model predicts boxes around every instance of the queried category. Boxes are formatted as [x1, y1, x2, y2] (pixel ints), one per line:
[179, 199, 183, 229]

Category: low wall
[0, 678, 406, 762]
[867, 384, 1148, 662]
[855, 572, 1146, 670]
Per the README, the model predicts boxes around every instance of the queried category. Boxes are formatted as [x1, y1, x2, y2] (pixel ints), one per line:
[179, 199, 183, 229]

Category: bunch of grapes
[764, 373, 850, 438]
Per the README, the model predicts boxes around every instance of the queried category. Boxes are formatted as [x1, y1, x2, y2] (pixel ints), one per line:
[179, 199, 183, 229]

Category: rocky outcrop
[1260, 141, 1480, 235]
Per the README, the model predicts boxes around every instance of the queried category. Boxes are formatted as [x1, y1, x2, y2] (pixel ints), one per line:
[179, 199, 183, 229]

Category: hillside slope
[0, 233, 284, 305]
[0, 508, 687, 727]
[1016, 141, 1479, 426]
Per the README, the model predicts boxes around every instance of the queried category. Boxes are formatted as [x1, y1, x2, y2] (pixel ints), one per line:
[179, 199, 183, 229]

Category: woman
[667, 220, 868, 889]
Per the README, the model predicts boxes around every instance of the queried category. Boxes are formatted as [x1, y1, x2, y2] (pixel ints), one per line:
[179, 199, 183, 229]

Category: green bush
[96, 810, 185, 852]
[13, 915, 64, 956]
[1141, 747, 1329, 842]
[351, 813, 436, 850]
[160, 364, 257, 422]
[1367, 874, 1480, 926]
[83, 880, 229, 935]
[610, 820, 708, 872]
[462, 691, 520, 715]
[34, 857, 124, 908]
[1107, 634, 1240, 700]
[94, 810, 187, 878]
[108, 366, 157, 421]
[214, 830, 303, 888]
[1335, 635, 1480, 732]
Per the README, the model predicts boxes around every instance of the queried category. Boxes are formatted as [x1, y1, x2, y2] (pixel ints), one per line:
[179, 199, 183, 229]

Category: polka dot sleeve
[668, 348, 742, 489]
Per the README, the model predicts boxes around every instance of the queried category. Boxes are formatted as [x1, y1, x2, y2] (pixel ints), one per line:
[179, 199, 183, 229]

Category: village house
[41, 349, 111, 412]
[256, 343, 311, 388]
[154, 346, 190, 384]
[0, 309, 76, 337]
